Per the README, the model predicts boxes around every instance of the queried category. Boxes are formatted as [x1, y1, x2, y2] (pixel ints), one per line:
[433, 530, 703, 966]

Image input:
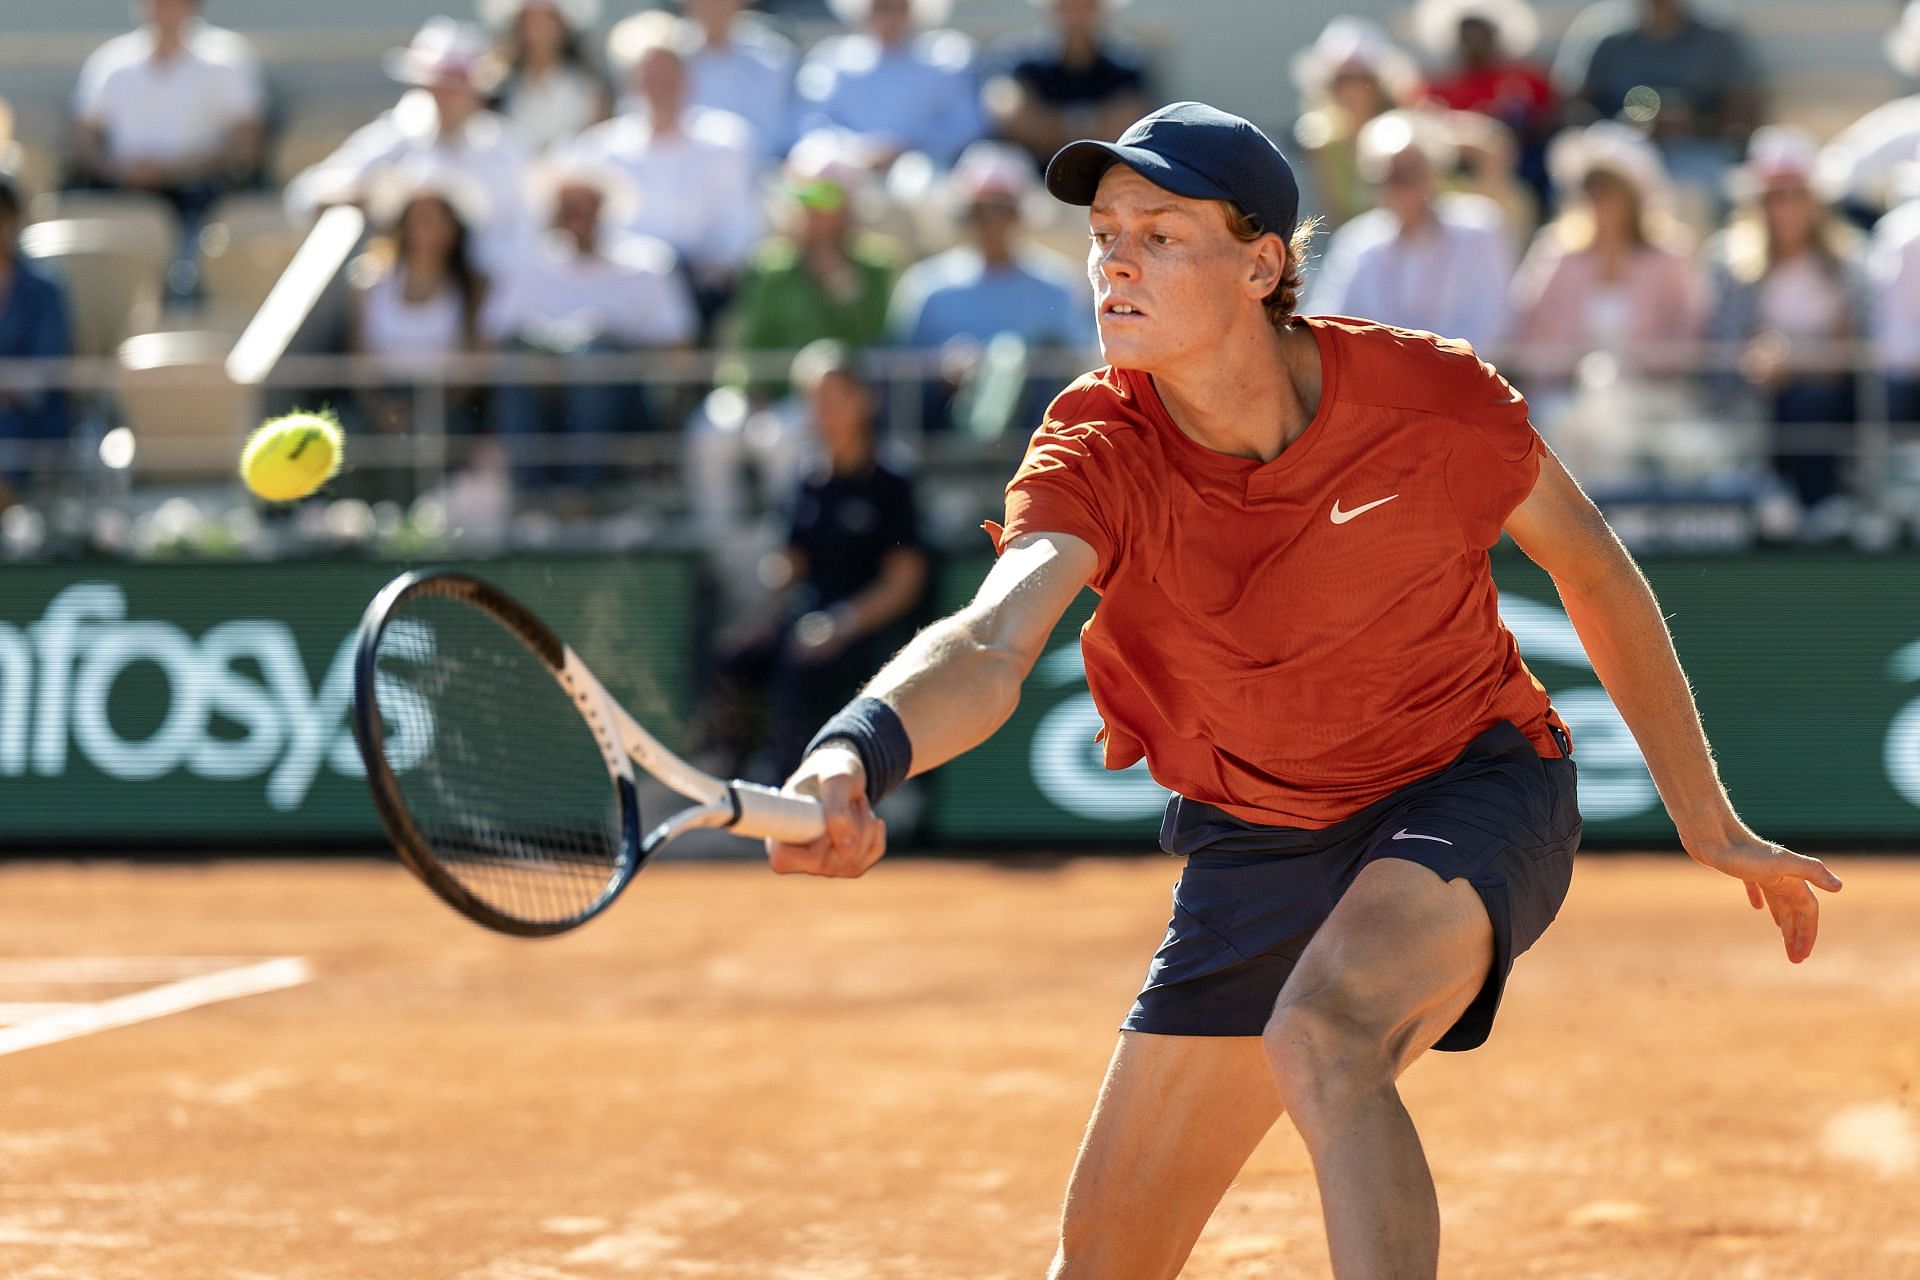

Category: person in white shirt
[576, 11, 762, 324]
[1817, 1, 1920, 221]
[478, 0, 612, 152]
[286, 18, 534, 279]
[795, 0, 987, 170]
[70, 0, 264, 219]
[484, 153, 697, 492]
[1869, 151, 1920, 424]
[1306, 109, 1515, 353]
[679, 0, 797, 166]
[348, 163, 492, 499]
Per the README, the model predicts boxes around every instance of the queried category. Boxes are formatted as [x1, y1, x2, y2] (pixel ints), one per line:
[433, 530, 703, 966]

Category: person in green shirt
[716, 129, 902, 400]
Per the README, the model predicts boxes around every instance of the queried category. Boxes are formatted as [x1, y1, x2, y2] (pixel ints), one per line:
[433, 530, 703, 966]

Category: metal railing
[3, 338, 1920, 556]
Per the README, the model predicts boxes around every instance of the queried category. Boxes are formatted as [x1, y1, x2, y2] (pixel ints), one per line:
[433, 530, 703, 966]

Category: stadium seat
[24, 189, 181, 266]
[17, 218, 167, 357]
[199, 193, 305, 315]
[115, 329, 255, 479]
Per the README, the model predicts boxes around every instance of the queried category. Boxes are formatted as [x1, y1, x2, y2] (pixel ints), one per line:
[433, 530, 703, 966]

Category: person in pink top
[1509, 121, 1704, 485]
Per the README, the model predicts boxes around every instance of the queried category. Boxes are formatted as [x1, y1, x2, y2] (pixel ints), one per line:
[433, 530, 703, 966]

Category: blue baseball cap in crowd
[1045, 101, 1301, 241]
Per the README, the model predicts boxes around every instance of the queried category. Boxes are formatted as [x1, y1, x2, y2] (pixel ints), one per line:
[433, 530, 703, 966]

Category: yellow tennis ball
[240, 411, 344, 502]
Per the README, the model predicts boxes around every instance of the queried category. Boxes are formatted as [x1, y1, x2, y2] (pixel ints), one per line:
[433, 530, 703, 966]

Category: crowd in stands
[7, 0, 1920, 556]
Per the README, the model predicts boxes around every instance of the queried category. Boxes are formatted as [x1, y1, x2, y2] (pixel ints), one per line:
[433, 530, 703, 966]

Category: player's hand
[765, 743, 887, 878]
[1687, 833, 1842, 963]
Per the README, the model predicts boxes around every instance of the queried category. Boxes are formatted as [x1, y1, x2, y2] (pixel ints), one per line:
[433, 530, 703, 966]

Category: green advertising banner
[928, 553, 1920, 846]
[3, 552, 1917, 848]
[0, 557, 697, 841]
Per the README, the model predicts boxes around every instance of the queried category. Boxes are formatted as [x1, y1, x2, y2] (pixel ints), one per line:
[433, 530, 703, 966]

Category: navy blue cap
[1045, 101, 1300, 241]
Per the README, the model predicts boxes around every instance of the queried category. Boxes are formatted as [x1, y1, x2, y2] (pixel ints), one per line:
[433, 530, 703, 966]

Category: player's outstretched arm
[1504, 449, 1843, 962]
[766, 532, 1098, 878]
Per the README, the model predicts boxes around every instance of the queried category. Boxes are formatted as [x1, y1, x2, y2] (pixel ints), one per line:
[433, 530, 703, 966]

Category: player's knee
[1262, 985, 1395, 1116]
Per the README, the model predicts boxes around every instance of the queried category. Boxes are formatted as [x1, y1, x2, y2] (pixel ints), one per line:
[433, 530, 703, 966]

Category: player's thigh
[1052, 1030, 1281, 1280]
[1266, 857, 1495, 1084]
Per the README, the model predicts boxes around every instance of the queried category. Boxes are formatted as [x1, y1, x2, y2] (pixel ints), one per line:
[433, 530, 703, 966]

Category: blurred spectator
[1306, 110, 1515, 352]
[1870, 152, 1920, 423]
[795, 0, 987, 170]
[1817, 1, 1920, 222]
[288, 19, 534, 278]
[679, 0, 798, 165]
[0, 170, 72, 503]
[688, 131, 900, 540]
[1413, 0, 1557, 207]
[1512, 122, 1704, 482]
[704, 340, 927, 782]
[717, 130, 899, 399]
[68, 0, 265, 222]
[347, 165, 491, 491]
[580, 11, 760, 324]
[478, 0, 612, 152]
[483, 155, 697, 495]
[1553, 0, 1761, 205]
[982, 0, 1153, 168]
[1704, 127, 1868, 512]
[1291, 18, 1419, 228]
[887, 141, 1092, 434]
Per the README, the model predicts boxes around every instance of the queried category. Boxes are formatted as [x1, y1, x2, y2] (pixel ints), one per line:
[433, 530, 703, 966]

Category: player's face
[1087, 167, 1272, 373]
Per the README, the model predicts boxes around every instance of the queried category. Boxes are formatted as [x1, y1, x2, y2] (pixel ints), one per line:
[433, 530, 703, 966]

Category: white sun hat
[529, 148, 642, 228]
[1548, 119, 1672, 209]
[606, 9, 688, 74]
[1726, 125, 1822, 202]
[365, 157, 494, 232]
[1889, 0, 1920, 78]
[1354, 109, 1458, 185]
[383, 17, 495, 88]
[950, 140, 1039, 204]
[1410, 0, 1542, 61]
[1290, 16, 1419, 103]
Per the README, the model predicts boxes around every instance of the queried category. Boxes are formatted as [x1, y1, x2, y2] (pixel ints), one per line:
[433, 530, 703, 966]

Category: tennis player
[768, 102, 1843, 1279]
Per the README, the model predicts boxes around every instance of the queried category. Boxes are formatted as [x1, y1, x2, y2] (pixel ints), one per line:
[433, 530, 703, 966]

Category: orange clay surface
[0, 854, 1915, 1280]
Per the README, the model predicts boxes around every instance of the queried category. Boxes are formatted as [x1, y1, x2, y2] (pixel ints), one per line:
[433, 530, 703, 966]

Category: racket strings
[372, 597, 631, 927]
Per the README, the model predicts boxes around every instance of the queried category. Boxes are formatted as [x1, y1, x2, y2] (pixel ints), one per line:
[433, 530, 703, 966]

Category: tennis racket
[350, 569, 825, 936]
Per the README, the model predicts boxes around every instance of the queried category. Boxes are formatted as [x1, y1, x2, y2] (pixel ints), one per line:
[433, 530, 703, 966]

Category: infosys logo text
[0, 583, 432, 808]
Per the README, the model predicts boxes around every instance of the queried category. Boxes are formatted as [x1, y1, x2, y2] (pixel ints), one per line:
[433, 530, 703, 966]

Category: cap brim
[1045, 140, 1239, 209]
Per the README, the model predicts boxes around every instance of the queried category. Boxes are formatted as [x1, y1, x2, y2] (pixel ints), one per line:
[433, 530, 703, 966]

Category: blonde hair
[1719, 203, 1862, 288]
[1220, 203, 1322, 329]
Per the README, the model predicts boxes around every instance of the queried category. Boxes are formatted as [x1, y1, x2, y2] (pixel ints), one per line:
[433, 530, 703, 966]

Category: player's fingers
[1786, 850, 1843, 893]
[1745, 880, 1764, 910]
[854, 813, 888, 877]
[766, 834, 834, 875]
[1776, 882, 1819, 963]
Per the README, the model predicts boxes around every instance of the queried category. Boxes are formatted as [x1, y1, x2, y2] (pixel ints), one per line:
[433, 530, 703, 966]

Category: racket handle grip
[729, 781, 828, 844]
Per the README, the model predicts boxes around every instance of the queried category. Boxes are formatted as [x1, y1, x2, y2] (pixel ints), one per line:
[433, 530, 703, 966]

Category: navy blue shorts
[1123, 721, 1581, 1052]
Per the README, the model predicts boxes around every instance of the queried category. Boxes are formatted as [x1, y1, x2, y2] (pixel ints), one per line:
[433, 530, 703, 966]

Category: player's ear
[1246, 233, 1284, 301]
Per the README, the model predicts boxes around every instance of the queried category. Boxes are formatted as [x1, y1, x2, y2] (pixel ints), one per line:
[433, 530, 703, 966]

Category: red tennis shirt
[988, 315, 1568, 829]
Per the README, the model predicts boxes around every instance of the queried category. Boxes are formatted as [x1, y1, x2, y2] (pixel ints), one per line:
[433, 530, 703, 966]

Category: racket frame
[351, 569, 826, 936]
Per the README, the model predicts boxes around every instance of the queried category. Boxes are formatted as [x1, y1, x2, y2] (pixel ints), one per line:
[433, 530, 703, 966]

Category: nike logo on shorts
[1392, 829, 1453, 845]
[1330, 494, 1400, 524]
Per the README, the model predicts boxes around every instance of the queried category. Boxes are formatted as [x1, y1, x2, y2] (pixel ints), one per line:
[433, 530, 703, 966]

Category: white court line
[0, 956, 259, 983]
[0, 957, 312, 1057]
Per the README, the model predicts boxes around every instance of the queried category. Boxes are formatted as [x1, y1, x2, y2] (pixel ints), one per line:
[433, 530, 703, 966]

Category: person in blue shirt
[887, 140, 1094, 432]
[0, 170, 74, 502]
[796, 0, 986, 170]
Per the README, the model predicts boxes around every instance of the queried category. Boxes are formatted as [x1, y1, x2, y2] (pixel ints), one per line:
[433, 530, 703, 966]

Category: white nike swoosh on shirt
[1330, 494, 1400, 524]
[1392, 829, 1454, 845]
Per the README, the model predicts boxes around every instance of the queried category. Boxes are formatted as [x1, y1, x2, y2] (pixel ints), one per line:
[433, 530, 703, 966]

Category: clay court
[1, 853, 1915, 1280]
